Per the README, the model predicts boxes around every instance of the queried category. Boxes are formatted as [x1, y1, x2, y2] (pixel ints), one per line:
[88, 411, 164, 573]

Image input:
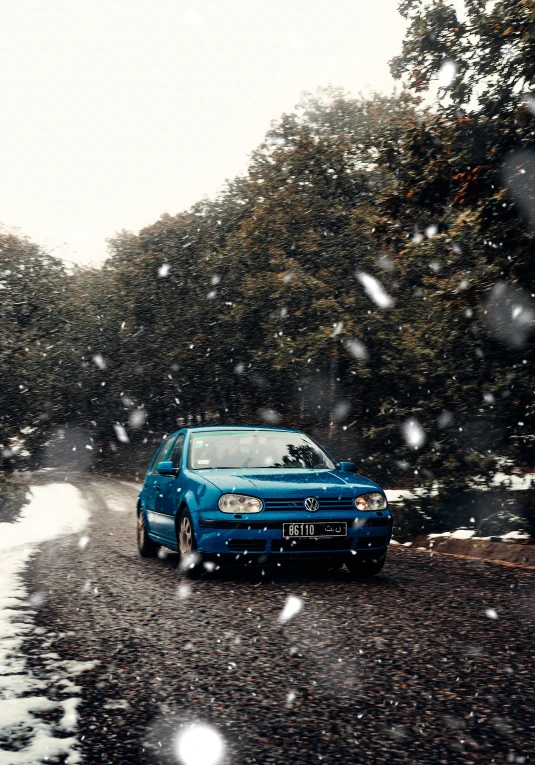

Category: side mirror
[339, 461, 356, 472]
[157, 460, 177, 476]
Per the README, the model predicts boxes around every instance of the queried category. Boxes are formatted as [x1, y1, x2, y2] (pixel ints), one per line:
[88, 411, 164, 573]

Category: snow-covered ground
[476, 471, 535, 491]
[384, 488, 432, 504]
[0, 483, 92, 764]
[385, 471, 535, 506]
[428, 528, 531, 543]
[386, 472, 535, 546]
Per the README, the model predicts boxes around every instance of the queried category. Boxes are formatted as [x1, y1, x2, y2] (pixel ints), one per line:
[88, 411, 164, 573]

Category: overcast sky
[0, 0, 407, 266]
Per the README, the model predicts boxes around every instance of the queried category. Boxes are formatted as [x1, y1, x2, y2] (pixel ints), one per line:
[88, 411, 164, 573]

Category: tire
[137, 509, 159, 558]
[177, 507, 203, 578]
[346, 553, 386, 577]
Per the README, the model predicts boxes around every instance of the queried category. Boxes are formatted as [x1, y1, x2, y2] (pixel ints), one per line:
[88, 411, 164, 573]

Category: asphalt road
[24, 476, 535, 764]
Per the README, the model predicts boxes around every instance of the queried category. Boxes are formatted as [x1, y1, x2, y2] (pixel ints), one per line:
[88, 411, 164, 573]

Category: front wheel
[177, 508, 203, 578]
[137, 510, 159, 557]
[346, 553, 386, 577]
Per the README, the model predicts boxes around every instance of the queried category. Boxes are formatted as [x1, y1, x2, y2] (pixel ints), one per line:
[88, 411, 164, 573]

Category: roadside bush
[0, 474, 30, 523]
[392, 487, 535, 543]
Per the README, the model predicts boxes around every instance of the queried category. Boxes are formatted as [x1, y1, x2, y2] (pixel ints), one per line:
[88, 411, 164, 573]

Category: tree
[378, 0, 535, 480]
[0, 231, 70, 465]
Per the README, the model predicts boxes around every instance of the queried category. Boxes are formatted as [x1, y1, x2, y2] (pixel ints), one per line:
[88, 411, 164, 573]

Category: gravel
[23, 477, 535, 764]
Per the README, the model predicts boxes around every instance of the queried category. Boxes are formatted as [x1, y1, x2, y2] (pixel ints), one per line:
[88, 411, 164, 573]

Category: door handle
[155, 484, 160, 491]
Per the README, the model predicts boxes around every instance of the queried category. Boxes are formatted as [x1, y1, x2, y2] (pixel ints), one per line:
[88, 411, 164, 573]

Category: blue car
[136, 426, 392, 576]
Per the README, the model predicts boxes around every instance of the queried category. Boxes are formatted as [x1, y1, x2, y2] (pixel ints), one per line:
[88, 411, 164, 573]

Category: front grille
[200, 520, 281, 529]
[200, 517, 391, 530]
[263, 497, 355, 512]
[356, 536, 387, 549]
[227, 539, 267, 552]
[273, 538, 353, 552]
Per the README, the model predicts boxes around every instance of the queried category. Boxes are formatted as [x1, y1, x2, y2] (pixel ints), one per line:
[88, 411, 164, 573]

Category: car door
[153, 433, 185, 545]
[144, 435, 176, 537]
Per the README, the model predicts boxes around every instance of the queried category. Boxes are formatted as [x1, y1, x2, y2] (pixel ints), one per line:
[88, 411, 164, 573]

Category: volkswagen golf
[136, 426, 392, 576]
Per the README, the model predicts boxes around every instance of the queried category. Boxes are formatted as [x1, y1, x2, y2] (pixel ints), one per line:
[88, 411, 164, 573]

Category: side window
[169, 434, 185, 469]
[150, 436, 176, 474]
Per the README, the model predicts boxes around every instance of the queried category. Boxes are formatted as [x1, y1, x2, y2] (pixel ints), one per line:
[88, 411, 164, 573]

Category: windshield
[189, 430, 336, 470]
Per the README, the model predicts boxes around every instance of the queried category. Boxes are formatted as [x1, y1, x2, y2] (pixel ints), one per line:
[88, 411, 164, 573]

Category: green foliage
[0, 232, 70, 462]
[393, 485, 535, 543]
[1, 1, 534, 516]
[0, 472, 30, 523]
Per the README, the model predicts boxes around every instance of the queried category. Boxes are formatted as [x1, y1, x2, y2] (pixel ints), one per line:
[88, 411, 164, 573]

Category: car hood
[197, 469, 381, 497]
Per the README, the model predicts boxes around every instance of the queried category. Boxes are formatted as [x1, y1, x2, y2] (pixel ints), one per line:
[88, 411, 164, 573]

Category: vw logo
[304, 497, 319, 513]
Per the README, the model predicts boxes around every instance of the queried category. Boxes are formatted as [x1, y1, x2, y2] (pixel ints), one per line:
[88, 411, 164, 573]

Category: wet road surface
[24, 477, 535, 764]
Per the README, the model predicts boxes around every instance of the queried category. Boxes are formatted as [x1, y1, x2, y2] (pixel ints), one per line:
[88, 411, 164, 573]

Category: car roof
[180, 425, 303, 435]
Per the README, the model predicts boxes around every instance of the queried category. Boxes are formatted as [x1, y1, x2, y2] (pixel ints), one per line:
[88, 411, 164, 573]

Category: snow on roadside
[385, 487, 438, 504]
[429, 529, 476, 541]
[386, 471, 535, 506]
[386, 472, 535, 546]
[0, 483, 92, 764]
[474, 471, 535, 491]
[501, 530, 530, 541]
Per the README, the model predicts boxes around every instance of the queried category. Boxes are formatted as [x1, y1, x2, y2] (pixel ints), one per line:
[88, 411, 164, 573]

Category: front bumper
[194, 511, 393, 560]
[200, 550, 387, 568]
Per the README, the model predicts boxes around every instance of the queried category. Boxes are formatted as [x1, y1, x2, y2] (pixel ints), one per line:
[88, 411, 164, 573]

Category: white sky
[0, 0, 407, 266]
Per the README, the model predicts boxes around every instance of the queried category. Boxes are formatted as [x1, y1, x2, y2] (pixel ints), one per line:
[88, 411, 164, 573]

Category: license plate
[282, 522, 347, 538]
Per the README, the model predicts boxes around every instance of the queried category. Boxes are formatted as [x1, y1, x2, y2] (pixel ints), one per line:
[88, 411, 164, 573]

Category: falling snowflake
[401, 419, 426, 448]
[524, 95, 535, 115]
[176, 723, 225, 765]
[282, 271, 296, 284]
[345, 339, 369, 361]
[437, 411, 453, 429]
[502, 150, 535, 229]
[129, 409, 147, 429]
[180, 551, 201, 572]
[483, 281, 535, 347]
[158, 263, 171, 278]
[331, 321, 344, 337]
[356, 272, 393, 308]
[113, 424, 129, 443]
[29, 591, 46, 607]
[279, 595, 303, 624]
[92, 354, 106, 370]
[258, 407, 281, 424]
[485, 608, 498, 620]
[332, 400, 351, 422]
[177, 583, 192, 599]
[437, 59, 457, 88]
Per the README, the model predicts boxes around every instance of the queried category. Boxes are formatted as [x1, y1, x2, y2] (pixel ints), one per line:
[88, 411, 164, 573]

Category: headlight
[218, 494, 263, 513]
[354, 492, 387, 511]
